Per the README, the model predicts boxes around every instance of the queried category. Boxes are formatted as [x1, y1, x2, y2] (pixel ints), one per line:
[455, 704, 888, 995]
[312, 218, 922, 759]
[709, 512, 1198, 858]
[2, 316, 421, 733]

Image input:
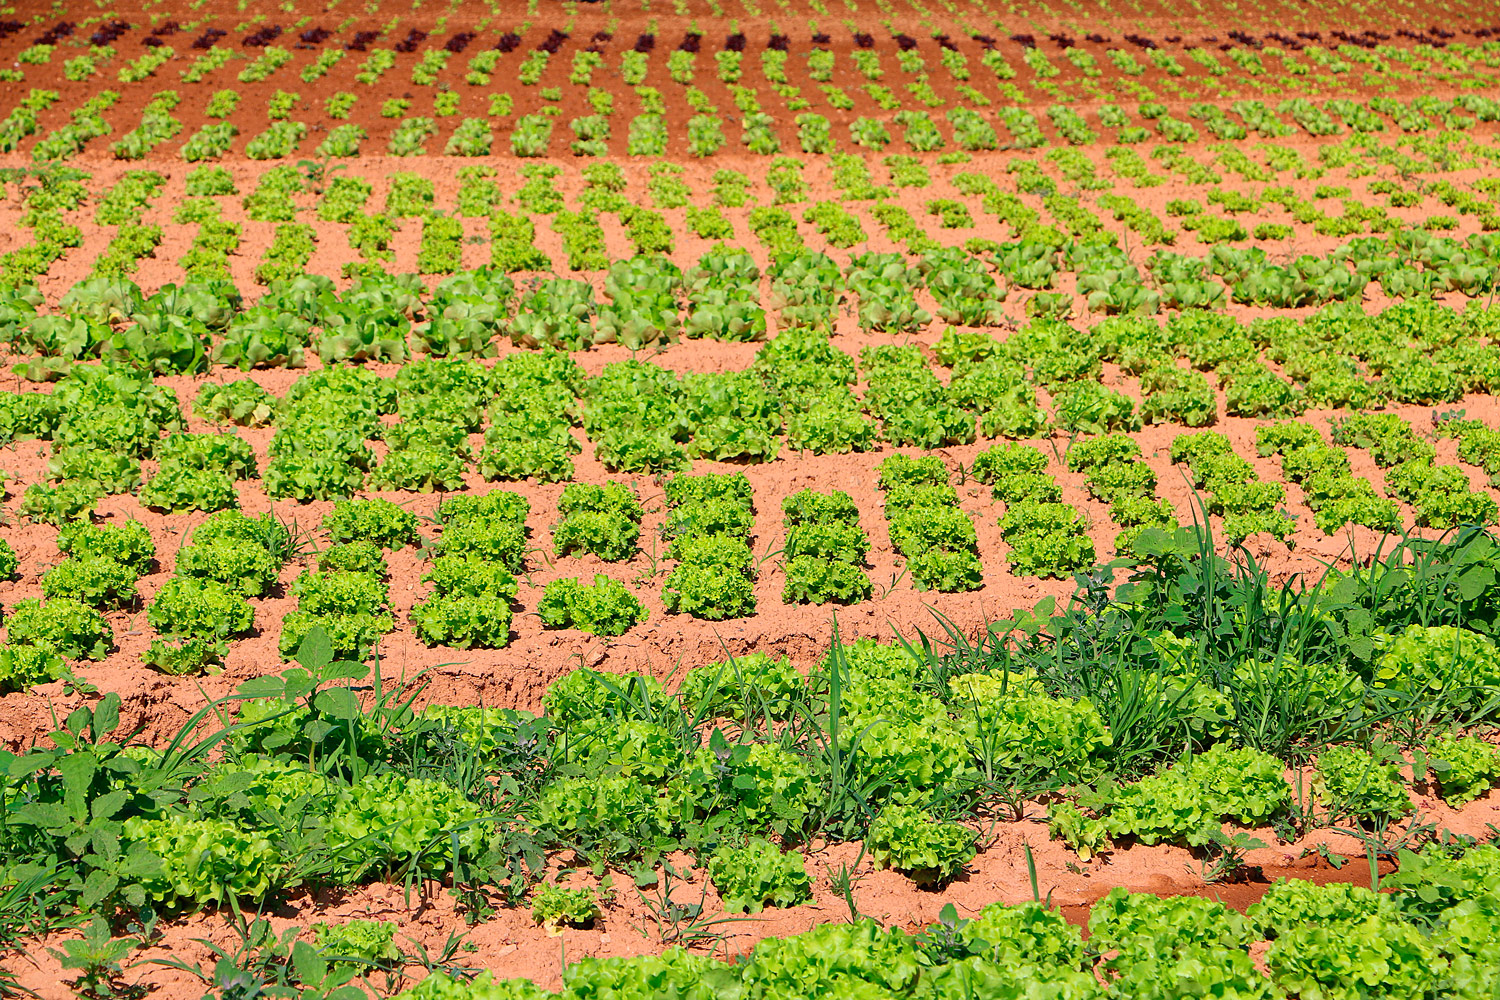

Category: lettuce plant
[538, 576, 648, 637]
[1373, 624, 1500, 714]
[148, 578, 254, 641]
[1266, 911, 1441, 1000]
[553, 483, 642, 562]
[707, 837, 811, 913]
[40, 557, 139, 610]
[541, 667, 670, 726]
[156, 433, 256, 479]
[324, 772, 486, 879]
[6, 598, 113, 659]
[176, 539, 282, 598]
[1248, 880, 1399, 939]
[1089, 887, 1254, 966]
[677, 653, 805, 721]
[411, 592, 513, 650]
[121, 816, 281, 908]
[140, 467, 239, 513]
[278, 610, 392, 662]
[866, 803, 976, 886]
[1314, 745, 1412, 822]
[20, 481, 102, 525]
[289, 571, 389, 619]
[318, 541, 388, 577]
[194, 380, 276, 427]
[530, 885, 600, 930]
[313, 919, 400, 968]
[0, 643, 65, 692]
[1426, 733, 1500, 806]
[142, 637, 227, 677]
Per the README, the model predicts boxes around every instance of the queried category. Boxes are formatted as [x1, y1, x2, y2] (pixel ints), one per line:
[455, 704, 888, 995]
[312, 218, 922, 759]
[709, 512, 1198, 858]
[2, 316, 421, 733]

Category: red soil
[4, 1, 1500, 993]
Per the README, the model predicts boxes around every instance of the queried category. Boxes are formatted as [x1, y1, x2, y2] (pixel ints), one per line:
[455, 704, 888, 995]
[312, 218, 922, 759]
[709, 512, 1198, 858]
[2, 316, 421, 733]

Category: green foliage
[318, 541, 388, 577]
[1249, 880, 1399, 938]
[553, 483, 643, 562]
[1089, 887, 1255, 965]
[707, 837, 812, 913]
[951, 674, 1112, 783]
[659, 473, 757, 620]
[1427, 733, 1500, 806]
[866, 803, 977, 885]
[278, 609, 391, 662]
[684, 370, 782, 462]
[0, 643, 65, 692]
[1314, 745, 1412, 821]
[313, 919, 400, 967]
[141, 637, 225, 676]
[157, 432, 256, 479]
[537, 576, 648, 637]
[177, 511, 287, 597]
[1266, 910, 1442, 1000]
[6, 598, 113, 659]
[543, 667, 670, 726]
[1051, 381, 1139, 435]
[879, 454, 982, 593]
[740, 921, 921, 997]
[958, 899, 1088, 969]
[1083, 743, 1291, 848]
[1373, 624, 1500, 714]
[678, 653, 805, 721]
[40, 556, 138, 610]
[324, 772, 485, 878]
[289, 570, 388, 619]
[411, 592, 513, 650]
[781, 488, 872, 605]
[0, 536, 17, 581]
[998, 502, 1095, 579]
[979, 458, 1059, 502]
[139, 466, 239, 513]
[147, 578, 254, 641]
[663, 544, 756, 621]
[433, 494, 529, 573]
[122, 816, 280, 908]
[422, 555, 518, 601]
[406, 495, 528, 649]
[323, 498, 421, 550]
[848, 258, 933, 336]
[533, 772, 674, 857]
[530, 885, 599, 930]
[195, 380, 276, 427]
[1140, 363, 1217, 426]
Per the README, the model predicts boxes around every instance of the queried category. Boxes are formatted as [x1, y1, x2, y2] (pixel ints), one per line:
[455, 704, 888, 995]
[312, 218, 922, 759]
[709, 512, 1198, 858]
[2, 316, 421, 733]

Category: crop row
[4, 349, 1500, 687]
[3, 31, 1498, 137]
[7, 85, 1500, 165]
[422, 854, 1500, 996]
[8, 130, 1500, 296]
[6, 254, 1500, 416]
[10, 521, 1500, 996]
[4, 269, 1500, 459]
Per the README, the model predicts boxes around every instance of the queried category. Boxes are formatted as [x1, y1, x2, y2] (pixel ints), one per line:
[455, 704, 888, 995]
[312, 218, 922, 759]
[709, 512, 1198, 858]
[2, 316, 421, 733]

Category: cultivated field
[4, 0, 1500, 996]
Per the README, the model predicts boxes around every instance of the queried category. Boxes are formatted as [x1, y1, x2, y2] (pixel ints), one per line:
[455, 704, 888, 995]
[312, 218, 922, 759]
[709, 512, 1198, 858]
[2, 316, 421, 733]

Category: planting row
[8, 85, 1500, 164]
[5, 263, 1500, 421]
[10, 140, 1500, 295]
[4, 368, 1500, 688]
[10, 524, 1500, 996]
[4, 32, 1500, 158]
[406, 857, 1500, 999]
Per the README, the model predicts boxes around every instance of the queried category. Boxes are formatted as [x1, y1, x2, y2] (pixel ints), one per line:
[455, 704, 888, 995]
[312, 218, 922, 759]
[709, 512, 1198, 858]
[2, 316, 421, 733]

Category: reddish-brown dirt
[5, 1, 1500, 994]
